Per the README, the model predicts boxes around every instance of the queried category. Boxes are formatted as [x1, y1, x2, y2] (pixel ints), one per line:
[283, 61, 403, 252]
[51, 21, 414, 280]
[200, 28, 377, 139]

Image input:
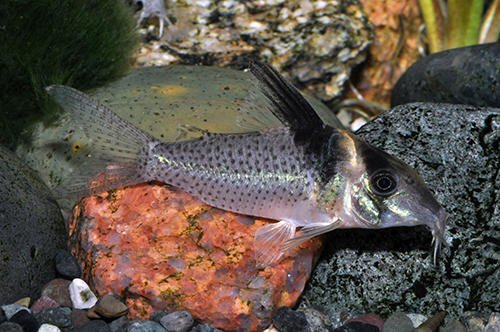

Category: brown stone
[40, 279, 72, 308]
[69, 184, 322, 331]
[94, 294, 128, 319]
[30, 296, 60, 314]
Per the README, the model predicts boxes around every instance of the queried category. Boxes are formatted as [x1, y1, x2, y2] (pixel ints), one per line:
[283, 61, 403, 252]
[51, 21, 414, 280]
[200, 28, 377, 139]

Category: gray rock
[0, 146, 66, 304]
[127, 320, 167, 332]
[75, 320, 112, 332]
[0, 322, 23, 332]
[0, 307, 6, 323]
[34, 307, 72, 329]
[382, 312, 414, 332]
[0, 304, 29, 320]
[151, 311, 170, 323]
[272, 307, 311, 332]
[300, 103, 499, 320]
[54, 250, 82, 280]
[392, 43, 500, 108]
[9, 309, 40, 332]
[440, 319, 466, 332]
[189, 323, 224, 332]
[159, 311, 194, 332]
[109, 316, 129, 332]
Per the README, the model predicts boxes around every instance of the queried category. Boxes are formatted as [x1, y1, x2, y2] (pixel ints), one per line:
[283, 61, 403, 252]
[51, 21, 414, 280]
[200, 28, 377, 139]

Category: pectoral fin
[254, 220, 296, 268]
[282, 219, 341, 251]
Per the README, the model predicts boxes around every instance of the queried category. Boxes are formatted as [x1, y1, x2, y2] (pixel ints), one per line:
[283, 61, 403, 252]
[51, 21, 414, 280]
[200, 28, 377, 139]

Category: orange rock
[68, 184, 322, 331]
[348, 0, 422, 109]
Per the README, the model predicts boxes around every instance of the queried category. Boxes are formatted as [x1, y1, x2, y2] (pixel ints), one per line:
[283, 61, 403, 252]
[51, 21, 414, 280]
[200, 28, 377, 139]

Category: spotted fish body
[47, 61, 447, 267]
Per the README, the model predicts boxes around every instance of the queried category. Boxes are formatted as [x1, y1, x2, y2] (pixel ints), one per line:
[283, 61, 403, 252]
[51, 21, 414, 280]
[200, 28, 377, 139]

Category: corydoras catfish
[46, 61, 446, 267]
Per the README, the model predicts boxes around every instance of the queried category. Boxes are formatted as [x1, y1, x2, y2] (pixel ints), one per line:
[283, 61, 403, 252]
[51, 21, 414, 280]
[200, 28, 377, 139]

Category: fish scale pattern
[148, 129, 315, 219]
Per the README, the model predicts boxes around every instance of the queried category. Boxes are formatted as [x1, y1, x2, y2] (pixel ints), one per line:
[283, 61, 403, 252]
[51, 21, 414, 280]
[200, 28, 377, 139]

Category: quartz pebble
[41, 279, 72, 308]
[9, 309, 40, 332]
[0, 321, 23, 332]
[68, 278, 98, 309]
[30, 296, 60, 314]
[0, 303, 30, 320]
[94, 294, 128, 318]
[38, 323, 62, 332]
[54, 250, 82, 280]
[406, 313, 427, 328]
[127, 320, 166, 331]
[159, 311, 193, 332]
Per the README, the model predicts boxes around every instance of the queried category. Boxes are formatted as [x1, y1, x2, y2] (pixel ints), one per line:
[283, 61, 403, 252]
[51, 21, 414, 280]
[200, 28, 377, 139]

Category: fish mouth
[431, 208, 447, 266]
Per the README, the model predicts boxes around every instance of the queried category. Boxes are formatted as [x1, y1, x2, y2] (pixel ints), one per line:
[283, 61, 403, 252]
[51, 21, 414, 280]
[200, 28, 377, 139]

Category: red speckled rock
[68, 184, 322, 332]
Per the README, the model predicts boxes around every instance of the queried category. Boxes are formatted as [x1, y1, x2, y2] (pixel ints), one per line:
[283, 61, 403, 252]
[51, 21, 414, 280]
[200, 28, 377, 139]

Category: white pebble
[68, 278, 98, 309]
[351, 117, 367, 131]
[38, 323, 61, 332]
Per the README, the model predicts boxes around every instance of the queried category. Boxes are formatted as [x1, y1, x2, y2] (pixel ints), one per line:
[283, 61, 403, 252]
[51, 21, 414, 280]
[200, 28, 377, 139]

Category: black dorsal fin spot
[248, 61, 326, 139]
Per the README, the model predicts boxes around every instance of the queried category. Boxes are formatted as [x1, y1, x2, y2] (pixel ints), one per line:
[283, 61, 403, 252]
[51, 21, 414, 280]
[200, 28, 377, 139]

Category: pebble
[485, 312, 500, 331]
[465, 315, 486, 332]
[14, 297, 31, 307]
[41, 279, 72, 307]
[68, 278, 98, 309]
[333, 321, 379, 332]
[9, 309, 40, 332]
[95, 294, 128, 318]
[30, 296, 60, 314]
[415, 311, 446, 332]
[159, 311, 194, 332]
[0, 321, 23, 332]
[54, 250, 82, 280]
[38, 323, 62, 332]
[70, 309, 90, 328]
[382, 312, 413, 332]
[406, 313, 428, 328]
[272, 307, 310, 332]
[151, 311, 170, 323]
[34, 307, 72, 329]
[109, 315, 129, 332]
[86, 306, 101, 319]
[127, 320, 167, 331]
[0, 303, 30, 320]
[298, 308, 334, 332]
[75, 319, 112, 332]
[347, 313, 384, 331]
[441, 319, 467, 332]
[190, 323, 224, 332]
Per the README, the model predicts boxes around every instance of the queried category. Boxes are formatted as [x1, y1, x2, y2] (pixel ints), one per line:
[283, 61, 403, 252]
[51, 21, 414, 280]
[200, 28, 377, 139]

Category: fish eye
[370, 170, 398, 197]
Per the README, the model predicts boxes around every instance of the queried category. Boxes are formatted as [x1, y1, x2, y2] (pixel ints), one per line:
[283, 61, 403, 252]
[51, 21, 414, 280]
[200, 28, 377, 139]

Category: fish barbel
[46, 61, 447, 267]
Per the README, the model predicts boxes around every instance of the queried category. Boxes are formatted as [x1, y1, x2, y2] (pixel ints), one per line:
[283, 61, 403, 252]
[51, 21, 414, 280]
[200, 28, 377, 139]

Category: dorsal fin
[248, 61, 326, 136]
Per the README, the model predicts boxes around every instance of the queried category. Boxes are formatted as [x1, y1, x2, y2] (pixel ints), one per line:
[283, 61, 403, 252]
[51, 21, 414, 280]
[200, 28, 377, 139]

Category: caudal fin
[46, 85, 155, 198]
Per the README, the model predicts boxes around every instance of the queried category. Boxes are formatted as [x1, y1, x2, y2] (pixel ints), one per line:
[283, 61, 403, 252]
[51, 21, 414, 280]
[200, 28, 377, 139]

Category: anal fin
[254, 220, 296, 268]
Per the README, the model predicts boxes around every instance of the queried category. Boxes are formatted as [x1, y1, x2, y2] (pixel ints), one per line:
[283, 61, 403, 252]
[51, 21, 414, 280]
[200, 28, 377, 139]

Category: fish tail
[46, 85, 155, 198]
